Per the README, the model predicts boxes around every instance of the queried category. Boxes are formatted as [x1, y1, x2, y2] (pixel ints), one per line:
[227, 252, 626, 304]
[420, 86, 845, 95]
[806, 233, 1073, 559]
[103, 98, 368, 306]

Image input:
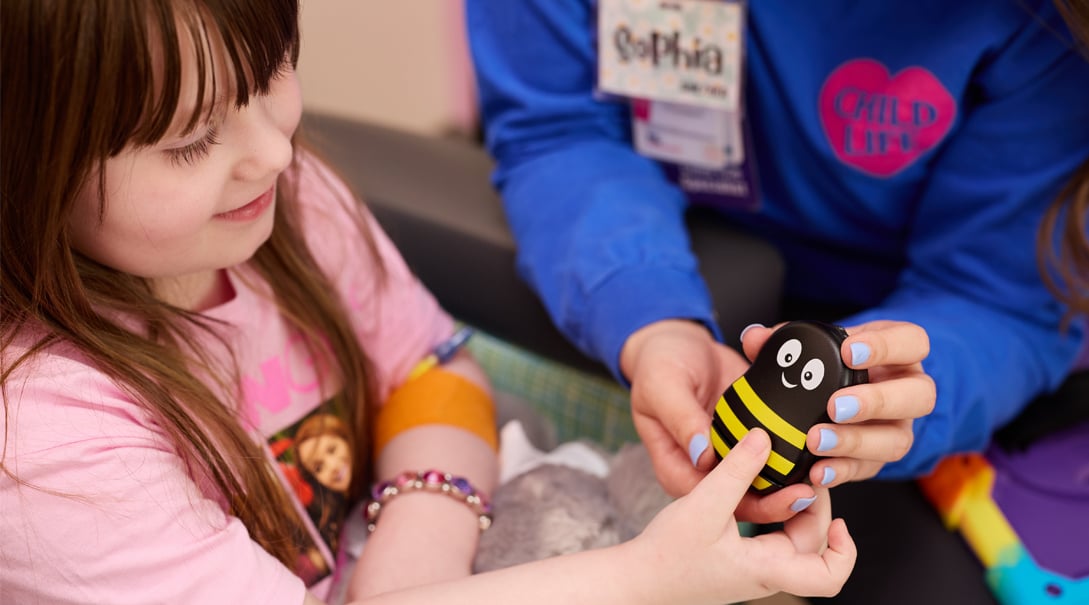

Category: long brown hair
[1039, 0, 1089, 316]
[1040, 160, 1089, 316]
[1, 0, 377, 567]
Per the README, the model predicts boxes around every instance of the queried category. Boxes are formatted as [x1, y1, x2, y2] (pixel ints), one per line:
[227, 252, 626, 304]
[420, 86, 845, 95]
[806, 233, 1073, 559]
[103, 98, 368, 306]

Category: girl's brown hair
[1040, 159, 1089, 316]
[1040, 0, 1089, 317]
[1, 0, 377, 566]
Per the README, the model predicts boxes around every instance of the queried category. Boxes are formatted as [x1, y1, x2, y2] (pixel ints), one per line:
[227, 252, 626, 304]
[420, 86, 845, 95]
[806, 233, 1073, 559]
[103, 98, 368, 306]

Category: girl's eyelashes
[165, 126, 221, 166]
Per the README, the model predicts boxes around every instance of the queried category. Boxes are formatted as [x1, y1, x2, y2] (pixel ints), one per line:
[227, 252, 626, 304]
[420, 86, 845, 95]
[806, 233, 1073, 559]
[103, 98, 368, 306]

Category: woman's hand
[620, 319, 745, 496]
[741, 320, 935, 487]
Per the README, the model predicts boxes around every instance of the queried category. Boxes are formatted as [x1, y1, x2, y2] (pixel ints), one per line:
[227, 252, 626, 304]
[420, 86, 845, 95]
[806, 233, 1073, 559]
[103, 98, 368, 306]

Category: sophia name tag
[597, 0, 743, 112]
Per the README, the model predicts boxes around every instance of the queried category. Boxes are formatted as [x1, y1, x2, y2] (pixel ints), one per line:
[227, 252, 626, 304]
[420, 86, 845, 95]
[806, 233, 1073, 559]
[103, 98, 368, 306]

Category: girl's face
[297, 434, 352, 493]
[67, 38, 302, 309]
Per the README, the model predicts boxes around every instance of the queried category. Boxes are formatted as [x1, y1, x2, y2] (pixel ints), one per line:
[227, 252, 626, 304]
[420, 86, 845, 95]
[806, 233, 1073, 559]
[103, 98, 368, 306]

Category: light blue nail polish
[821, 467, 836, 486]
[850, 342, 871, 365]
[834, 395, 860, 423]
[739, 323, 765, 342]
[818, 428, 838, 452]
[790, 496, 818, 512]
[688, 434, 709, 467]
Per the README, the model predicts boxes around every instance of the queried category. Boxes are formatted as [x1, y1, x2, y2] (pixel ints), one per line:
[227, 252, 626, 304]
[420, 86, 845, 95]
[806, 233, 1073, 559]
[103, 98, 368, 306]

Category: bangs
[110, 0, 299, 153]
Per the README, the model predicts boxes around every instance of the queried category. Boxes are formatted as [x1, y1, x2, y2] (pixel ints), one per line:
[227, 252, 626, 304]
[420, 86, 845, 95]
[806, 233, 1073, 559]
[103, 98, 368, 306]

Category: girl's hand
[630, 429, 856, 604]
[741, 320, 935, 487]
[620, 320, 744, 497]
[340, 429, 852, 605]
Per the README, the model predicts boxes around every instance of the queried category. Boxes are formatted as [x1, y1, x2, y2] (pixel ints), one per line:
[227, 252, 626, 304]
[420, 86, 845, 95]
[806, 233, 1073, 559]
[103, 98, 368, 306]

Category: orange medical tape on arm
[374, 368, 498, 455]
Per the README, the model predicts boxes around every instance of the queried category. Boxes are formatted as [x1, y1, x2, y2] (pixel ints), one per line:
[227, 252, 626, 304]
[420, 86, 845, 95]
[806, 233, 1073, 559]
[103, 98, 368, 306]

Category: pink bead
[395, 471, 416, 488]
[422, 470, 444, 485]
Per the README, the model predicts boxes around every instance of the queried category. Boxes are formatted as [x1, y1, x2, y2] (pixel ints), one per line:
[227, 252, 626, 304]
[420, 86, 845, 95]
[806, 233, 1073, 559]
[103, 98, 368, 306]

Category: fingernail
[850, 342, 871, 365]
[688, 433, 709, 467]
[818, 428, 838, 452]
[834, 395, 860, 423]
[821, 467, 836, 486]
[790, 495, 818, 512]
[739, 323, 764, 342]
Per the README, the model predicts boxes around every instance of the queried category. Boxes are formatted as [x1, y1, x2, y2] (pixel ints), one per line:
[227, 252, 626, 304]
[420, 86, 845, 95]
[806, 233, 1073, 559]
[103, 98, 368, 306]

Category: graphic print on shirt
[268, 400, 355, 587]
[818, 58, 956, 177]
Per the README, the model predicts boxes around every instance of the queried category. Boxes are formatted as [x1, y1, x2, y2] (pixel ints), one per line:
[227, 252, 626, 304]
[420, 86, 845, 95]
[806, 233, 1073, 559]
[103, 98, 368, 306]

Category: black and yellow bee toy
[710, 320, 868, 493]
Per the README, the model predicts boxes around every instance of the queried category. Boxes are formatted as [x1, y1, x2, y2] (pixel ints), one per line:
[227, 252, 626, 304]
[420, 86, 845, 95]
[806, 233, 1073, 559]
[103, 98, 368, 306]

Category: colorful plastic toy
[918, 423, 1089, 605]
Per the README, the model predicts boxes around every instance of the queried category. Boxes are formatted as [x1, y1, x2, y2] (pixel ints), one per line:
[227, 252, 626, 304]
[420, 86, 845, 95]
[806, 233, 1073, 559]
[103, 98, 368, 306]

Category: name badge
[596, 0, 760, 212]
[597, 0, 743, 112]
[632, 96, 759, 210]
[631, 98, 743, 169]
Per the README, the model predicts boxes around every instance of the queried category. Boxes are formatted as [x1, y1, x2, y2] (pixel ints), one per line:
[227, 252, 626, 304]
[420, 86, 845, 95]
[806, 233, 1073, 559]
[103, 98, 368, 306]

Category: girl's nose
[231, 102, 297, 182]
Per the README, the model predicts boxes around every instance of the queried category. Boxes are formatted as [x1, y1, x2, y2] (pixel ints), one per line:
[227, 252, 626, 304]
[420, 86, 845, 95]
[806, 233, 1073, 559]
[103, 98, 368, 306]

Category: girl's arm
[347, 351, 499, 599]
[312, 429, 855, 605]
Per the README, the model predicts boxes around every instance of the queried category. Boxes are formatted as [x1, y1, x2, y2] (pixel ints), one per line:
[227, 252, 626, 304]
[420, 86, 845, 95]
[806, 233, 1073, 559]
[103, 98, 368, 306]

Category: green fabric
[467, 329, 638, 450]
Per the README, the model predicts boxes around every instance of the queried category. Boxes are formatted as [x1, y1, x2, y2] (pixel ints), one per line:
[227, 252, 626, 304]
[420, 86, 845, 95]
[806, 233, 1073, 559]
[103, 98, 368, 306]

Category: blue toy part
[988, 543, 1089, 605]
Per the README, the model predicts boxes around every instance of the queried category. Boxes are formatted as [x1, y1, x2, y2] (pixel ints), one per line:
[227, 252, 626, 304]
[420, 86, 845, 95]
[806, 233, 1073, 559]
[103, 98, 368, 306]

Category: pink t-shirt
[0, 154, 454, 604]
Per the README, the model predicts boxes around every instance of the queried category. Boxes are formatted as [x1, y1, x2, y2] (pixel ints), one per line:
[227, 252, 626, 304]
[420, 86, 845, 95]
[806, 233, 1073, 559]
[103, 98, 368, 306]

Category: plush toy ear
[472, 464, 621, 573]
[606, 443, 674, 542]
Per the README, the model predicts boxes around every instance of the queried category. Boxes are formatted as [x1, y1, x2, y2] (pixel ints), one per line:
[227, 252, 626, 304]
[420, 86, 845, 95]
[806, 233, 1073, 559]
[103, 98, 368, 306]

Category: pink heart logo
[818, 59, 956, 177]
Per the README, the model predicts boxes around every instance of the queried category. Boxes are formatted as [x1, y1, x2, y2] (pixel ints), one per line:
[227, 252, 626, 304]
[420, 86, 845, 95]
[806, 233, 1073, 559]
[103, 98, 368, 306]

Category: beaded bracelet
[365, 469, 493, 533]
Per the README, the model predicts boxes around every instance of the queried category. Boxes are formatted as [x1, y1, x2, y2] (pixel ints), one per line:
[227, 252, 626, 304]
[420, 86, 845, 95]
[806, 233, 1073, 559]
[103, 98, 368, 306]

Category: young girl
[0, 1, 855, 604]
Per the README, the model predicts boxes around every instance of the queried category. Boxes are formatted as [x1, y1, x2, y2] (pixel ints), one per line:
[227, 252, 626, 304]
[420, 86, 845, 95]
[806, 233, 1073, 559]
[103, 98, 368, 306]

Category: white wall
[297, 1, 476, 136]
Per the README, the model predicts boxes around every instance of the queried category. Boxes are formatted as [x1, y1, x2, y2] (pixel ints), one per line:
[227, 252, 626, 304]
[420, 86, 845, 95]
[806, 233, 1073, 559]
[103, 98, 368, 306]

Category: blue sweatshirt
[466, 0, 1089, 478]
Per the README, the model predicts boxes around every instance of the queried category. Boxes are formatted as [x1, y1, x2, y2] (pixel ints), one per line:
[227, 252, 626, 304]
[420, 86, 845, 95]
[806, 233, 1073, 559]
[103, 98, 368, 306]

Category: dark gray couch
[301, 111, 785, 378]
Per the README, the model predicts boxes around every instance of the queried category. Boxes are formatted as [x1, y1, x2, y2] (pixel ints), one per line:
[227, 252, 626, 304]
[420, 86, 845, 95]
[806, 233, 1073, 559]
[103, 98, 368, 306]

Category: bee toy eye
[710, 320, 868, 493]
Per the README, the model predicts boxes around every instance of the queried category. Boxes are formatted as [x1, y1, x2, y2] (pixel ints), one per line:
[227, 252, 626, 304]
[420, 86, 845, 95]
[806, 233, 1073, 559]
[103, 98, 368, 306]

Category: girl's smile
[215, 186, 275, 221]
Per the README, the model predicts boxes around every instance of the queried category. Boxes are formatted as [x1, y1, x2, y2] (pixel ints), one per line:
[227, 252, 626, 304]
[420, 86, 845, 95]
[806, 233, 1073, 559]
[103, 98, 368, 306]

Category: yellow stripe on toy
[712, 397, 796, 476]
[375, 368, 498, 454]
[710, 424, 733, 458]
[715, 394, 750, 441]
[732, 376, 808, 449]
[765, 448, 795, 476]
[709, 431, 774, 491]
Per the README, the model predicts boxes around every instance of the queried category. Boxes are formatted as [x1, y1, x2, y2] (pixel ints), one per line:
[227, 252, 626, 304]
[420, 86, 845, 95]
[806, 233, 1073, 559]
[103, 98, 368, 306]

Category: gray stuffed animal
[473, 442, 674, 573]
